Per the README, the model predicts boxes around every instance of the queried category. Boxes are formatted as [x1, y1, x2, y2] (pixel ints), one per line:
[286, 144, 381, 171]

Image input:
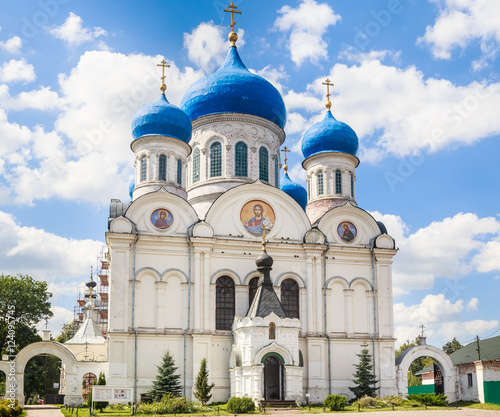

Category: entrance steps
[259, 400, 299, 409]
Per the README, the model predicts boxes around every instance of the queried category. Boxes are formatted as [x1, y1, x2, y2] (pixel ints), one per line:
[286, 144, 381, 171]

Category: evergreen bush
[323, 394, 347, 411]
[406, 393, 447, 406]
[136, 395, 192, 414]
[193, 358, 215, 406]
[226, 397, 255, 413]
[148, 351, 182, 401]
[359, 396, 378, 408]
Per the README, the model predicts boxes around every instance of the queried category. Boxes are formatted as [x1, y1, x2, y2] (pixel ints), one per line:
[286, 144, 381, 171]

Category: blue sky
[1, 0, 499, 349]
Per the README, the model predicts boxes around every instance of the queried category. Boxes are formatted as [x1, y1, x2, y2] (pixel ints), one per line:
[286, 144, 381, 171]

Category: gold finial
[157, 59, 170, 94]
[260, 224, 270, 251]
[223, 2, 242, 46]
[281, 146, 290, 174]
[322, 78, 334, 111]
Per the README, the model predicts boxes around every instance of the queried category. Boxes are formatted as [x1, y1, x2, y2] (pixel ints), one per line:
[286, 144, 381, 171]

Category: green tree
[56, 322, 77, 343]
[0, 274, 53, 354]
[349, 342, 378, 399]
[442, 337, 462, 355]
[148, 351, 182, 401]
[193, 358, 215, 406]
[93, 372, 109, 412]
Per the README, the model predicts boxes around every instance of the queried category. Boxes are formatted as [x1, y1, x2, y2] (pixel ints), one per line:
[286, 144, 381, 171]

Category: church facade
[103, 16, 398, 404]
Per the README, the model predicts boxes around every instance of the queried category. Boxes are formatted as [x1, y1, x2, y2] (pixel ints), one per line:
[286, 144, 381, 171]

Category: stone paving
[25, 405, 64, 417]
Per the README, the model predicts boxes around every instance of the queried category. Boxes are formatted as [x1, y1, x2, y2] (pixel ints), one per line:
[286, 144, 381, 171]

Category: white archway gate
[395, 342, 457, 402]
[6, 341, 82, 406]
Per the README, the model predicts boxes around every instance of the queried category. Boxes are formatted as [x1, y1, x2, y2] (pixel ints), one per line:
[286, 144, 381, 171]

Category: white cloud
[47, 12, 108, 47]
[418, 0, 500, 66]
[285, 111, 310, 136]
[393, 294, 497, 345]
[0, 59, 35, 83]
[184, 21, 245, 73]
[252, 65, 288, 94]
[288, 162, 307, 183]
[473, 240, 500, 272]
[284, 90, 323, 113]
[0, 211, 103, 281]
[0, 109, 32, 156]
[291, 55, 500, 160]
[466, 298, 479, 311]
[0, 36, 22, 54]
[274, 0, 341, 66]
[39, 306, 75, 336]
[1, 51, 204, 205]
[370, 212, 500, 294]
[0, 86, 61, 111]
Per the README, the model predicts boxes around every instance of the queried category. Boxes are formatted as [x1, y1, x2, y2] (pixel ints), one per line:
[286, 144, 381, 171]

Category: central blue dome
[281, 173, 307, 210]
[301, 111, 358, 159]
[180, 46, 286, 129]
[132, 94, 192, 143]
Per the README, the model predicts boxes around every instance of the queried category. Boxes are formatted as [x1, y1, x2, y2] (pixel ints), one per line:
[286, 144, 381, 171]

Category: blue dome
[131, 94, 192, 142]
[281, 173, 307, 210]
[129, 177, 135, 200]
[180, 46, 286, 129]
[301, 111, 358, 159]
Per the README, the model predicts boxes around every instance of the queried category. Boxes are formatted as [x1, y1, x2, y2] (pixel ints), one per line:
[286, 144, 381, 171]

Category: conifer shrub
[136, 395, 192, 414]
[406, 393, 447, 406]
[226, 397, 255, 413]
[323, 394, 347, 411]
[358, 396, 378, 408]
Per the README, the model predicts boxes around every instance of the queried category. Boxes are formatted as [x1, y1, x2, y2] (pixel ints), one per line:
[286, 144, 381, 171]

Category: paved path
[266, 409, 500, 417]
[25, 405, 64, 417]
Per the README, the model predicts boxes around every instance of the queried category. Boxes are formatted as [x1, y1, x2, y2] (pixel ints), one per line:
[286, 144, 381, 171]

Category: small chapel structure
[102, 5, 399, 404]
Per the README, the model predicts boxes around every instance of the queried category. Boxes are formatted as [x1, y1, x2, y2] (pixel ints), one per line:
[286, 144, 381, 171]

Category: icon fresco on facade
[338, 221, 356, 242]
[240, 200, 275, 235]
[151, 209, 173, 230]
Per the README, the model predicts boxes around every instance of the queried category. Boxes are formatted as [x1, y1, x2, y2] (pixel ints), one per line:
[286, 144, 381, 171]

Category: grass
[57, 400, 500, 415]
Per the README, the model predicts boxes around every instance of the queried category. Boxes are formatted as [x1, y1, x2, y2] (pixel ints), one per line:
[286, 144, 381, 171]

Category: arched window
[317, 171, 324, 195]
[335, 169, 342, 194]
[140, 155, 147, 182]
[158, 154, 166, 181]
[82, 372, 97, 402]
[177, 159, 182, 185]
[235, 141, 248, 177]
[210, 142, 222, 177]
[281, 278, 299, 319]
[192, 148, 200, 183]
[269, 322, 276, 339]
[216, 276, 235, 330]
[249, 277, 259, 306]
[274, 155, 279, 187]
[350, 172, 354, 197]
[259, 146, 269, 182]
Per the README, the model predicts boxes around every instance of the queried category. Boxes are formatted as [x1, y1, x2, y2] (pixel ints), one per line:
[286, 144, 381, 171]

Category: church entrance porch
[264, 356, 282, 400]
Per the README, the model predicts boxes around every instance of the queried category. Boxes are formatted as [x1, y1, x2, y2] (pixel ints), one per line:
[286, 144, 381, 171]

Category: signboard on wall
[91, 386, 133, 403]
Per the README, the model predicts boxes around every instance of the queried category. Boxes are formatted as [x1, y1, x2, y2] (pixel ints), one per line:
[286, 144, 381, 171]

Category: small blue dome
[180, 46, 286, 129]
[131, 94, 192, 142]
[301, 111, 358, 159]
[129, 177, 135, 200]
[281, 173, 307, 210]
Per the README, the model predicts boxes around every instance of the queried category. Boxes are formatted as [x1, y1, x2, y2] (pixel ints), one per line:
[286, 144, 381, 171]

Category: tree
[56, 322, 77, 343]
[349, 342, 378, 399]
[443, 337, 462, 355]
[193, 358, 215, 406]
[93, 372, 109, 412]
[148, 351, 182, 401]
[0, 274, 53, 353]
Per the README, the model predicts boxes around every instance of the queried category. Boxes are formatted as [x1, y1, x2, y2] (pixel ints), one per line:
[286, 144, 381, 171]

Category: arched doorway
[395, 343, 457, 402]
[13, 341, 81, 406]
[82, 373, 97, 403]
[264, 356, 283, 400]
[24, 354, 62, 403]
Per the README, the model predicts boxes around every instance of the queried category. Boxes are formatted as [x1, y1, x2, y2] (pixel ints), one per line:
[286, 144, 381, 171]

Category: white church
[99, 10, 399, 403]
[2, 7, 404, 406]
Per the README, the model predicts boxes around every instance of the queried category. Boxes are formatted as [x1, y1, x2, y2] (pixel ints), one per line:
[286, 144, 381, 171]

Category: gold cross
[223, 2, 242, 33]
[157, 59, 170, 93]
[322, 78, 334, 110]
[260, 224, 270, 250]
[281, 146, 290, 173]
